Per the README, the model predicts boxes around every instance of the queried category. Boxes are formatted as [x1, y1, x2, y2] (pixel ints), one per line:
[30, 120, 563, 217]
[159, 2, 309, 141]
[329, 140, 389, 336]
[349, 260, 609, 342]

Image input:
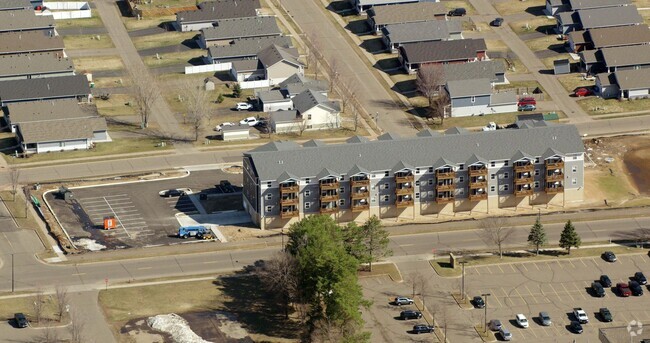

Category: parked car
[574, 88, 593, 97]
[539, 312, 552, 326]
[448, 7, 466, 16]
[412, 324, 434, 334]
[515, 314, 529, 328]
[599, 308, 613, 322]
[472, 296, 485, 308]
[600, 275, 612, 287]
[235, 102, 253, 111]
[491, 17, 504, 27]
[517, 97, 537, 106]
[214, 122, 235, 131]
[617, 282, 632, 297]
[400, 310, 423, 320]
[592, 282, 606, 297]
[482, 122, 497, 131]
[635, 272, 648, 285]
[240, 116, 259, 126]
[629, 281, 644, 296]
[14, 313, 27, 328]
[569, 321, 583, 334]
[602, 251, 617, 262]
[489, 319, 502, 331]
[518, 104, 536, 111]
[158, 188, 191, 197]
[394, 297, 414, 305]
[499, 327, 512, 341]
[573, 308, 589, 324]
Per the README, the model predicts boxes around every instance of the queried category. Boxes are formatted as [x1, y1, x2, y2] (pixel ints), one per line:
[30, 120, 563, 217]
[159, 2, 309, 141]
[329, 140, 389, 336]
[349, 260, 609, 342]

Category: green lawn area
[494, 0, 545, 16]
[428, 111, 566, 130]
[0, 191, 39, 229]
[63, 34, 114, 50]
[95, 94, 138, 116]
[596, 173, 637, 201]
[93, 76, 132, 88]
[577, 97, 650, 115]
[73, 56, 124, 72]
[122, 15, 175, 31]
[485, 39, 508, 52]
[495, 80, 546, 94]
[143, 50, 202, 68]
[132, 31, 197, 50]
[557, 74, 593, 93]
[56, 13, 104, 28]
[0, 294, 60, 325]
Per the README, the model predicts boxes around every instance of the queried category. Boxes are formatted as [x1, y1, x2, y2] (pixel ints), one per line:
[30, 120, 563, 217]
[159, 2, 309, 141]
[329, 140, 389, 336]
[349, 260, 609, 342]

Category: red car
[617, 282, 632, 297]
[574, 88, 593, 97]
[517, 97, 536, 106]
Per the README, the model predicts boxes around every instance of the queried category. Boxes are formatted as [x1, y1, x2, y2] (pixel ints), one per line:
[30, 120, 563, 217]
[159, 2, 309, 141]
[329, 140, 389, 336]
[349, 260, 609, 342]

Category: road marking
[103, 196, 132, 239]
[572, 283, 587, 300]
[567, 259, 575, 268]
[484, 266, 493, 274]
[137, 267, 152, 270]
[475, 267, 481, 275]
[79, 194, 129, 200]
[514, 288, 527, 304]
[533, 262, 540, 271]
[561, 283, 575, 301]
[71, 273, 86, 276]
[580, 259, 588, 267]
[491, 291, 503, 308]
[497, 264, 504, 273]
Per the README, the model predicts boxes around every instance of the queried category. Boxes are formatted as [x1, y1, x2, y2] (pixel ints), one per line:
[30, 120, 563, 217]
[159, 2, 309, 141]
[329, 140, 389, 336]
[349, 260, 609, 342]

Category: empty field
[63, 34, 114, 50]
[73, 56, 124, 72]
[132, 31, 197, 50]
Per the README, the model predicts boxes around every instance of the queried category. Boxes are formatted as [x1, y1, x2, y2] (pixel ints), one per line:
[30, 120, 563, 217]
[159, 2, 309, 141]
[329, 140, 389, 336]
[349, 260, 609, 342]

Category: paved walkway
[68, 290, 117, 343]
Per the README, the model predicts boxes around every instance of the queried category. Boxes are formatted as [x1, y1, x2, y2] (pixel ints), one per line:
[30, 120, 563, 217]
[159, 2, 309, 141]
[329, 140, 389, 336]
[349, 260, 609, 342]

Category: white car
[573, 308, 589, 324]
[214, 122, 235, 131]
[515, 314, 528, 328]
[482, 122, 497, 131]
[240, 117, 259, 126]
[235, 102, 253, 111]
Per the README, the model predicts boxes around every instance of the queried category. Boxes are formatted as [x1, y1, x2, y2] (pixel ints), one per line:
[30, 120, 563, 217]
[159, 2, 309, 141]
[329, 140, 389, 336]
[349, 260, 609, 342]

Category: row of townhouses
[242, 122, 585, 229]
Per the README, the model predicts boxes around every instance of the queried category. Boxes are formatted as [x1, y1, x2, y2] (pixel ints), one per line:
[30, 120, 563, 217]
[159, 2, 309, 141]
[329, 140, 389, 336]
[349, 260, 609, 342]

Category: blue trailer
[177, 226, 212, 239]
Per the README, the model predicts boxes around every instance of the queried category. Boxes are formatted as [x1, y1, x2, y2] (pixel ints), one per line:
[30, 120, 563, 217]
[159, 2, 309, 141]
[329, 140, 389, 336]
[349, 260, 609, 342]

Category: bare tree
[431, 91, 450, 125]
[256, 252, 301, 319]
[307, 34, 322, 80]
[129, 68, 158, 129]
[9, 167, 20, 201]
[329, 57, 340, 93]
[416, 65, 449, 124]
[24, 186, 31, 219]
[407, 271, 429, 308]
[38, 325, 59, 343]
[296, 118, 308, 136]
[182, 80, 211, 141]
[68, 309, 85, 343]
[32, 289, 45, 324]
[479, 217, 514, 259]
[55, 286, 69, 322]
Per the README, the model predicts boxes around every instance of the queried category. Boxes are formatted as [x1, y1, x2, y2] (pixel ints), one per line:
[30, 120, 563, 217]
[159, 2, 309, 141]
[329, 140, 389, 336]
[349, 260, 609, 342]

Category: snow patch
[74, 238, 106, 251]
[147, 313, 211, 343]
[215, 311, 248, 339]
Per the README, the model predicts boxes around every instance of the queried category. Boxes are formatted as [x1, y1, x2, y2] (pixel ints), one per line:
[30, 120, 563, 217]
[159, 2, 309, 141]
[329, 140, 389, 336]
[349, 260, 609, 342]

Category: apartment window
[459, 176, 464, 183]
[305, 178, 311, 184]
[490, 186, 495, 192]
[266, 206, 272, 213]
[504, 161, 509, 166]
[340, 187, 345, 193]
[385, 171, 390, 177]
[307, 114, 312, 120]
[490, 161, 496, 167]
[382, 195, 389, 202]
[415, 193, 420, 199]
[572, 166, 577, 173]
[428, 179, 434, 185]
[305, 190, 311, 197]
[504, 185, 509, 191]
[458, 164, 464, 170]
[428, 167, 434, 173]
[470, 96, 476, 103]
[266, 194, 272, 200]
[504, 172, 509, 179]
[305, 202, 311, 209]
[416, 168, 420, 174]
[534, 181, 540, 189]
[383, 183, 389, 189]
[572, 178, 577, 185]
[267, 181, 272, 187]
[534, 169, 540, 176]
[491, 174, 496, 180]
[415, 181, 420, 186]
[535, 157, 540, 163]
[339, 199, 345, 206]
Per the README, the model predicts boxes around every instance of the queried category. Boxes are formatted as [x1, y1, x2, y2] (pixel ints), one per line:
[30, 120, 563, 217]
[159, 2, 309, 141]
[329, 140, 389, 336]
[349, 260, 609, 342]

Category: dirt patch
[223, 165, 243, 174]
[623, 138, 650, 195]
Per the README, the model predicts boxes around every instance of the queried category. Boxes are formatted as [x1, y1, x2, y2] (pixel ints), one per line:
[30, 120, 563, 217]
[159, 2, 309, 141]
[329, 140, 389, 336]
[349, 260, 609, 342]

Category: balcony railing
[280, 197, 299, 205]
[395, 175, 414, 184]
[320, 207, 339, 214]
[436, 183, 454, 191]
[395, 187, 413, 195]
[435, 196, 454, 204]
[280, 185, 299, 193]
[351, 190, 369, 199]
[436, 171, 455, 179]
[280, 210, 299, 219]
[351, 203, 370, 212]
[514, 164, 534, 172]
[469, 180, 487, 189]
[545, 186, 564, 194]
[320, 194, 339, 202]
[546, 173, 564, 182]
[514, 188, 534, 196]
[469, 168, 488, 177]
[469, 193, 488, 201]
[514, 177, 534, 184]
[395, 199, 414, 208]
[319, 181, 339, 190]
[351, 179, 370, 187]
[546, 161, 564, 169]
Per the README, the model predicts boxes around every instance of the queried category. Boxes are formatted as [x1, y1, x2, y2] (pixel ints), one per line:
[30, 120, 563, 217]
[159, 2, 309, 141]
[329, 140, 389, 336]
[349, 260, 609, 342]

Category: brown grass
[73, 56, 124, 72]
[494, 0, 545, 16]
[63, 34, 114, 50]
[578, 97, 650, 115]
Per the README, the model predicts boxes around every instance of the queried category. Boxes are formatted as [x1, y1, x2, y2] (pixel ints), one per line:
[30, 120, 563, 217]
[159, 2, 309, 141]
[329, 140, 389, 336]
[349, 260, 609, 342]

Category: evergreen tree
[527, 217, 547, 255]
[232, 83, 242, 98]
[559, 220, 581, 255]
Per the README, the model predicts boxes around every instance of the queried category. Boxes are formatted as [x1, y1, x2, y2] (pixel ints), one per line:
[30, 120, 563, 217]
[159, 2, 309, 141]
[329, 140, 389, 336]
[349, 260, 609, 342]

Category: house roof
[601, 44, 650, 67]
[221, 123, 250, 132]
[368, 2, 447, 26]
[436, 60, 505, 85]
[614, 68, 650, 89]
[577, 6, 642, 29]
[207, 36, 292, 60]
[0, 30, 64, 55]
[568, 30, 588, 45]
[231, 58, 261, 72]
[5, 99, 98, 123]
[279, 73, 329, 95]
[490, 91, 517, 105]
[245, 125, 585, 181]
[556, 11, 575, 25]
[399, 39, 487, 64]
[548, 0, 565, 6]
[176, 0, 260, 24]
[0, 75, 90, 103]
[579, 49, 600, 64]
[0, 52, 73, 78]
[596, 72, 616, 86]
[446, 78, 492, 98]
[201, 16, 281, 41]
[0, 0, 31, 10]
[0, 10, 54, 32]
[569, 0, 630, 10]
[257, 44, 300, 68]
[588, 25, 650, 48]
[270, 110, 299, 123]
[257, 89, 289, 103]
[18, 117, 106, 144]
[292, 89, 339, 114]
[554, 59, 570, 66]
[381, 20, 462, 44]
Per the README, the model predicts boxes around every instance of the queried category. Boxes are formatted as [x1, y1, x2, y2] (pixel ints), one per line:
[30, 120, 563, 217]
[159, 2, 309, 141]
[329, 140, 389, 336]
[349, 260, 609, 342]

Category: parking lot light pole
[11, 253, 14, 293]
[482, 293, 491, 334]
[460, 261, 467, 300]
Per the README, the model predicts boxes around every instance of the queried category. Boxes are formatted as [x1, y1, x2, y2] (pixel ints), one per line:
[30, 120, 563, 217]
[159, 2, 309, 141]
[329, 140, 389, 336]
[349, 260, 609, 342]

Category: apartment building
[242, 123, 585, 230]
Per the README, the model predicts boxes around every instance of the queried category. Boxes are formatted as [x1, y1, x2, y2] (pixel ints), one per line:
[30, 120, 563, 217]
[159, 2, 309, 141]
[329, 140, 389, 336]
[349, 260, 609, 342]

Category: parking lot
[46, 169, 245, 250]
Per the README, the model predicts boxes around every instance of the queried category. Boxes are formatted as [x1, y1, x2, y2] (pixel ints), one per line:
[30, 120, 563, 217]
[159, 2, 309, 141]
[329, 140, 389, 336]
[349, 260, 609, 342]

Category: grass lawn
[577, 97, 650, 115]
[73, 56, 124, 72]
[132, 31, 197, 50]
[494, 0, 545, 15]
[142, 50, 202, 68]
[441, 0, 476, 15]
[641, 9, 650, 25]
[596, 173, 637, 201]
[509, 17, 556, 35]
[63, 34, 114, 50]
[429, 111, 566, 130]
[486, 39, 508, 52]
[122, 15, 175, 31]
[541, 53, 573, 69]
[0, 294, 60, 325]
[557, 74, 594, 93]
[95, 94, 138, 116]
[495, 80, 546, 94]
[633, 0, 650, 7]
[93, 76, 132, 88]
[0, 191, 40, 229]
[525, 35, 565, 52]
[504, 58, 530, 74]
[56, 13, 104, 28]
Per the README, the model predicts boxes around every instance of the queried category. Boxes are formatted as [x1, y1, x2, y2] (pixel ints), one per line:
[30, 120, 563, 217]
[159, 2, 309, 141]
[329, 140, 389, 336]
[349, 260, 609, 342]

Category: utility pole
[460, 261, 467, 301]
[482, 293, 491, 334]
[281, 228, 284, 251]
[11, 253, 14, 293]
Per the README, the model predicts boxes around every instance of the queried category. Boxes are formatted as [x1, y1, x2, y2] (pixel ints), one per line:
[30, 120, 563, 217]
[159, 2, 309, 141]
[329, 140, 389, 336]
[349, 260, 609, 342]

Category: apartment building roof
[207, 36, 292, 60]
[368, 2, 447, 26]
[0, 0, 32, 11]
[18, 117, 106, 144]
[577, 6, 642, 29]
[0, 52, 73, 78]
[5, 99, 97, 123]
[381, 20, 462, 44]
[201, 16, 280, 41]
[601, 44, 650, 67]
[588, 25, 650, 48]
[245, 124, 584, 181]
[0, 10, 55, 32]
[0, 30, 63, 55]
[569, 0, 630, 10]
[614, 68, 650, 89]
[0, 75, 90, 103]
[176, 0, 260, 24]
[399, 39, 487, 64]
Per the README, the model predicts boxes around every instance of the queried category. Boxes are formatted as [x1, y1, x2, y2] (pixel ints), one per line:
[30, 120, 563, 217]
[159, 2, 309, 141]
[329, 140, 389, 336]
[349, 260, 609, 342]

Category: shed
[553, 59, 571, 74]
[204, 78, 215, 91]
[220, 124, 250, 141]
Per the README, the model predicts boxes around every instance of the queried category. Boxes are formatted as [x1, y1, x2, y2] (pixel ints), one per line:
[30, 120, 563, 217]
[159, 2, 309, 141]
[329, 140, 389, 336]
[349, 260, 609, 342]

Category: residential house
[398, 38, 488, 73]
[292, 89, 341, 130]
[445, 78, 517, 117]
[256, 89, 293, 112]
[242, 124, 585, 229]
[367, 2, 447, 34]
[595, 72, 618, 98]
[198, 16, 281, 48]
[279, 74, 329, 98]
[0, 0, 32, 11]
[206, 36, 292, 64]
[269, 110, 301, 133]
[545, 0, 569, 15]
[596, 69, 650, 99]
[175, 0, 261, 32]
[589, 25, 650, 49]
[601, 44, 650, 72]
[381, 20, 463, 53]
[230, 59, 264, 82]
[548, 0, 629, 15]
[257, 44, 303, 85]
[568, 30, 589, 52]
[433, 60, 506, 86]
[556, 6, 642, 34]
[352, 0, 423, 14]
[4, 99, 109, 154]
[0, 75, 91, 105]
[0, 30, 64, 56]
[578, 49, 600, 73]
[0, 10, 55, 33]
[0, 52, 74, 81]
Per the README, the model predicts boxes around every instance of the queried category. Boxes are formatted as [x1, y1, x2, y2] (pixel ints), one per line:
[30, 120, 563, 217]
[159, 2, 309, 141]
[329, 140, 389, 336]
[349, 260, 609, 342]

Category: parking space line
[545, 261, 552, 270]
[533, 262, 540, 271]
[580, 259, 588, 267]
[79, 194, 129, 200]
[619, 312, 630, 323]
[491, 291, 503, 308]
[496, 265, 504, 273]
[572, 283, 587, 300]
[519, 263, 528, 272]
[560, 283, 576, 301]
[474, 267, 481, 275]
[102, 196, 132, 239]
[484, 266, 493, 274]
[514, 288, 529, 305]
[567, 259, 575, 268]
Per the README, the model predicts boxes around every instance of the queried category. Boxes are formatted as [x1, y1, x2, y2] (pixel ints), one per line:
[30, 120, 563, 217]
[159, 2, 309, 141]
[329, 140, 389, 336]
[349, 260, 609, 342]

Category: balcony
[514, 189, 534, 196]
[395, 199, 414, 208]
[319, 181, 339, 190]
[436, 196, 454, 204]
[320, 207, 339, 214]
[436, 183, 454, 191]
[546, 173, 563, 182]
[280, 185, 298, 193]
[320, 194, 339, 202]
[469, 180, 487, 189]
[469, 168, 488, 177]
[280, 210, 299, 219]
[545, 186, 564, 194]
[514, 164, 534, 172]
[395, 187, 413, 195]
[280, 197, 299, 205]
[436, 170, 455, 179]
[395, 175, 414, 184]
[351, 179, 370, 187]
[351, 190, 369, 199]
[469, 193, 488, 201]
[351, 203, 370, 212]
[546, 161, 564, 169]
[514, 177, 534, 185]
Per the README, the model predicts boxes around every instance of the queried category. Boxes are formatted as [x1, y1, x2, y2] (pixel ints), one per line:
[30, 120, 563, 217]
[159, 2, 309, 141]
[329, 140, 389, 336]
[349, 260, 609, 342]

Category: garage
[256, 89, 293, 112]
